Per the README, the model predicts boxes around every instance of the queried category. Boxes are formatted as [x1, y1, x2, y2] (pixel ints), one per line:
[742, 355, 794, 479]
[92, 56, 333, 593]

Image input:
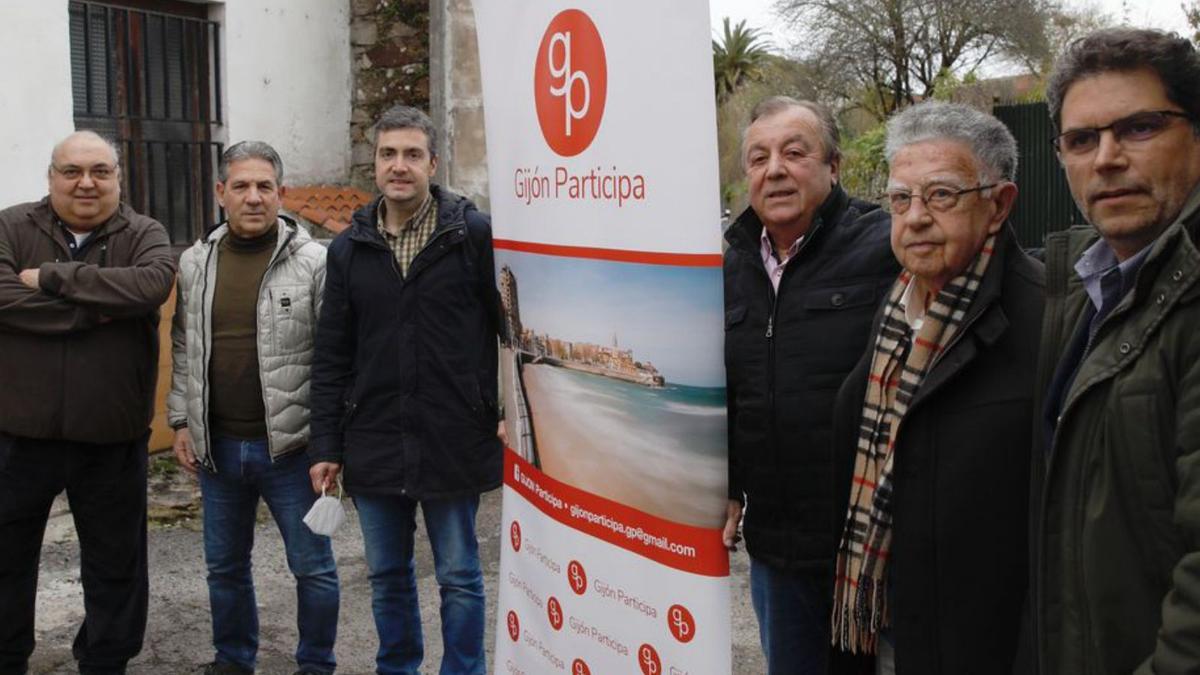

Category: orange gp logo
[534, 9, 608, 157]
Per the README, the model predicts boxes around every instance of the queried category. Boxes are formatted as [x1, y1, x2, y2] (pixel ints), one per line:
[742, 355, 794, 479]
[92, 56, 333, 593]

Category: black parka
[309, 186, 502, 499]
[724, 184, 899, 572]
[831, 225, 1044, 675]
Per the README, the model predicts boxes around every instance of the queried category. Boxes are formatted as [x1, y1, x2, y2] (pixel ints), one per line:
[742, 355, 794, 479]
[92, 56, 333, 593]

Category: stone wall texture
[350, 0, 431, 190]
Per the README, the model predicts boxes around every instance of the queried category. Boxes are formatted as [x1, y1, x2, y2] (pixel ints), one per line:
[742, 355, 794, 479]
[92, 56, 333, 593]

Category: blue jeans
[354, 494, 485, 675]
[750, 556, 830, 675]
[200, 438, 339, 674]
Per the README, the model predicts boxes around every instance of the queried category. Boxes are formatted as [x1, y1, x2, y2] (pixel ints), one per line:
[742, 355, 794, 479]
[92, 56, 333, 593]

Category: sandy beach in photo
[519, 363, 727, 529]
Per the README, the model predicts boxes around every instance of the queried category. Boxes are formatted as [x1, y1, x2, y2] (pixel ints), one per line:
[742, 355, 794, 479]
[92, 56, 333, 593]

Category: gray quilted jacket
[167, 217, 326, 469]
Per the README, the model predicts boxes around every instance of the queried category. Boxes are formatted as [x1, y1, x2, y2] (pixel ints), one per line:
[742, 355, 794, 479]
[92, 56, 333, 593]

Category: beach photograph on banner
[498, 250, 726, 529]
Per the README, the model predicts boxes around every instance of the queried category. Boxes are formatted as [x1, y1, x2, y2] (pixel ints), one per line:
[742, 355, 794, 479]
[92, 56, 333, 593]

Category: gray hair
[1047, 28, 1200, 132]
[885, 101, 1018, 182]
[741, 96, 841, 166]
[49, 130, 121, 173]
[219, 141, 284, 183]
[373, 105, 438, 157]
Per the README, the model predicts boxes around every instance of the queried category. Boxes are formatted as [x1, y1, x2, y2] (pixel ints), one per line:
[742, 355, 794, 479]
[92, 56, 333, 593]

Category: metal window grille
[69, 0, 223, 245]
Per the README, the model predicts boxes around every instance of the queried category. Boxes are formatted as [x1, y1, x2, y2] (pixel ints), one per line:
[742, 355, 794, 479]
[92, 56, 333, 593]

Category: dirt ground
[27, 453, 766, 674]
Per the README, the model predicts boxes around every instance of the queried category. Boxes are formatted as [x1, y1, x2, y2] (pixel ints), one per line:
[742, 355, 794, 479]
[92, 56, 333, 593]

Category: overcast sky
[708, 0, 1194, 57]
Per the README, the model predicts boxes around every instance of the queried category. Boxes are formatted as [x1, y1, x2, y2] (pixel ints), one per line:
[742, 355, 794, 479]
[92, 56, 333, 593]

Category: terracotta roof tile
[282, 185, 373, 235]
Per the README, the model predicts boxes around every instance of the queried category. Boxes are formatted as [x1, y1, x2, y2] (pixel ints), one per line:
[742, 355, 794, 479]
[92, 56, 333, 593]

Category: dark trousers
[0, 433, 149, 675]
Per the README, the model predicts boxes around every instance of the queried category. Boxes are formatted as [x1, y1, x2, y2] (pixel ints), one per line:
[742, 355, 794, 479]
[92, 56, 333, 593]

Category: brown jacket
[0, 197, 175, 443]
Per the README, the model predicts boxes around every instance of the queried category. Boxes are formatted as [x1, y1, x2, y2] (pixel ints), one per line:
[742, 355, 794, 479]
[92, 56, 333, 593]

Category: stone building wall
[348, 0, 489, 207]
[349, 0, 431, 190]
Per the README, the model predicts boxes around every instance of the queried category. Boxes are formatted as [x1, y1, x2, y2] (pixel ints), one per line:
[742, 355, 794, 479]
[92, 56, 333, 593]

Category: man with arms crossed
[169, 141, 337, 675]
[1030, 27, 1200, 673]
[722, 97, 899, 673]
[0, 131, 175, 675]
[310, 105, 502, 675]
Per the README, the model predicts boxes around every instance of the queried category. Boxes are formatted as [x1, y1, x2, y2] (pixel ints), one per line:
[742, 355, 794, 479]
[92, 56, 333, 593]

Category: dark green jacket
[1030, 197, 1200, 674]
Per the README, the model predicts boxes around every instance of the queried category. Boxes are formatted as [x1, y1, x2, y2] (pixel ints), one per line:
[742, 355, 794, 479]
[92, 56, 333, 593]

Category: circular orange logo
[567, 560, 588, 595]
[510, 520, 522, 552]
[506, 610, 520, 641]
[637, 643, 661, 675]
[571, 658, 592, 675]
[547, 596, 564, 630]
[533, 9, 607, 157]
[667, 604, 695, 643]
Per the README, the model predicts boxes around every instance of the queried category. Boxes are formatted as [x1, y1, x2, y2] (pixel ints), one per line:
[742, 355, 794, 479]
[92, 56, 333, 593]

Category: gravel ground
[27, 453, 765, 674]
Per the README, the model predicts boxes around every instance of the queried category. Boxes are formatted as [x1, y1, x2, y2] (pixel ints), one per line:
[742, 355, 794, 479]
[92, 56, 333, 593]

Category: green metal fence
[992, 101, 1086, 248]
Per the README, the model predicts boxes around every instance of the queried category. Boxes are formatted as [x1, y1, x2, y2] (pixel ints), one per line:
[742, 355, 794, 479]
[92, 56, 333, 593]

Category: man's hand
[497, 420, 509, 447]
[310, 461, 342, 495]
[18, 268, 39, 289]
[723, 499, 743, 551]
[172, 427, 198, 475]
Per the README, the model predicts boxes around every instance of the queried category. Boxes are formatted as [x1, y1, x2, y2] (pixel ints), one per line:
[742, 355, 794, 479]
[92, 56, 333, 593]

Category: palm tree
[713, 17, 770, 102]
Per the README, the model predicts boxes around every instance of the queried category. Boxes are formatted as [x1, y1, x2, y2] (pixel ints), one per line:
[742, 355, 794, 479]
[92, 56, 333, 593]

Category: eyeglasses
[52, 164, 118, 181]
[881, 183, 998, 215]
[1050, 110, 1192, 155]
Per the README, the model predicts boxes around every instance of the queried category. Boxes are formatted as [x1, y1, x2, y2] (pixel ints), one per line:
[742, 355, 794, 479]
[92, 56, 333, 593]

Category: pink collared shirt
[760, 227, 804, 292]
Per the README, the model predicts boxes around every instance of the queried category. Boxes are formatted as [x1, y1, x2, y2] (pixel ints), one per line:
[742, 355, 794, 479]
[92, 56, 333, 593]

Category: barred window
[69, 0, 224, 245]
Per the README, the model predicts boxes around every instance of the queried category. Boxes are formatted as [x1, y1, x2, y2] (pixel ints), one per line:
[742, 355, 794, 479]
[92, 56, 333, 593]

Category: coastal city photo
[497, 250, 728, 529]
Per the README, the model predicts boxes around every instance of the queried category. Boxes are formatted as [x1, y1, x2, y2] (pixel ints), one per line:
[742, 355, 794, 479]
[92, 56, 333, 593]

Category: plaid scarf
[831, 233, 997, 653]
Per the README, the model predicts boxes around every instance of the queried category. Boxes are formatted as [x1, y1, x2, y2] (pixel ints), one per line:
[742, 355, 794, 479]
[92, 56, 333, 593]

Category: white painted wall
[0, 1, 75, 206]
[221, 0, 353, 185]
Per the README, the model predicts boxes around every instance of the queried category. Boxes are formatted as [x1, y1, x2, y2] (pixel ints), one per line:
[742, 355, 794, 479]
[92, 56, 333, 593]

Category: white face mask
[303, 485, 346, 537]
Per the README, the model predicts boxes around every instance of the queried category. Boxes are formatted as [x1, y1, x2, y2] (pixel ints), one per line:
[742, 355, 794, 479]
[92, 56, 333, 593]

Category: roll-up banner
[473, 2, 729, 673]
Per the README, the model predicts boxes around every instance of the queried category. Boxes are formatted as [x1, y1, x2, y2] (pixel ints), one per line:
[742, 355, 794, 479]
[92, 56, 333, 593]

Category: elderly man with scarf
[829, 101, 1044, 674]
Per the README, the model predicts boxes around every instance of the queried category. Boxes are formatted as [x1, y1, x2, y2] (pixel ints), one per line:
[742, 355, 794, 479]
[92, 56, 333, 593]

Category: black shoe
[202, 662, 253, 675]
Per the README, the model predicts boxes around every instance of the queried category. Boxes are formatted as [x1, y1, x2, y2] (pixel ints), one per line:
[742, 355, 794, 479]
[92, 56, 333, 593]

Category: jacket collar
[1058, 196, 1200, 406]
[203, 215, 307, 260]
[348, 184, 472, 245]
[908, 223, 1022, 407]
[724, 183, 851, 255]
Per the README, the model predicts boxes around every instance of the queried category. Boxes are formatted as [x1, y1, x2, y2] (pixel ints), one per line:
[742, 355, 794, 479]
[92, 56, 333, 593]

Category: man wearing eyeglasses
[0, 130, 175, 675]
[827, 101, 1043, 675]
[1026, 28, 1200, 674]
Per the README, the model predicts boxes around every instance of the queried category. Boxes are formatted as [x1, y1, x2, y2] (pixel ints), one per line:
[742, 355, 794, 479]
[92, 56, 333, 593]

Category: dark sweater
[209, 226, 277, 439]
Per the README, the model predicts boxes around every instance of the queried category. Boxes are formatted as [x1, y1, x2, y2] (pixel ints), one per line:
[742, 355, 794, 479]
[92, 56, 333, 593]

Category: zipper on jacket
[199, 241, 216, 471]
[765, 271, 779, 422]
[255, 226, 297, 461]
[762, 232, 812, 410]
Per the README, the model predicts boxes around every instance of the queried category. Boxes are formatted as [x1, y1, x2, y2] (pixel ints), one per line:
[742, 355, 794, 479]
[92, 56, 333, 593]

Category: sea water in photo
[522, 363, 727, 529]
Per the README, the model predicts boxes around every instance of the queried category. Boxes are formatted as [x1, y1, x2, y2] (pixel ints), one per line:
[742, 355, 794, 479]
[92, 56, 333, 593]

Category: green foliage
[839, 124, 888, 203]
[380, 0, 426, 25]
[715, 55, 823, 213]
[1185, 1, 1200, 45]
[713, 18, 771, 102]
[931, 69, 962, 101]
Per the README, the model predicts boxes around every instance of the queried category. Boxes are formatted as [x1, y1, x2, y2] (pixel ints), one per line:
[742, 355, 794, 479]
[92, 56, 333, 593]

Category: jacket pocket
[340, 400, 358, 431]
[1114, 390, 1181, 572]
[455, 373, 490, 428]
[725, 305, 747, 330]
[801, 282, 878, 311]
[267, 284, 313, 355]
